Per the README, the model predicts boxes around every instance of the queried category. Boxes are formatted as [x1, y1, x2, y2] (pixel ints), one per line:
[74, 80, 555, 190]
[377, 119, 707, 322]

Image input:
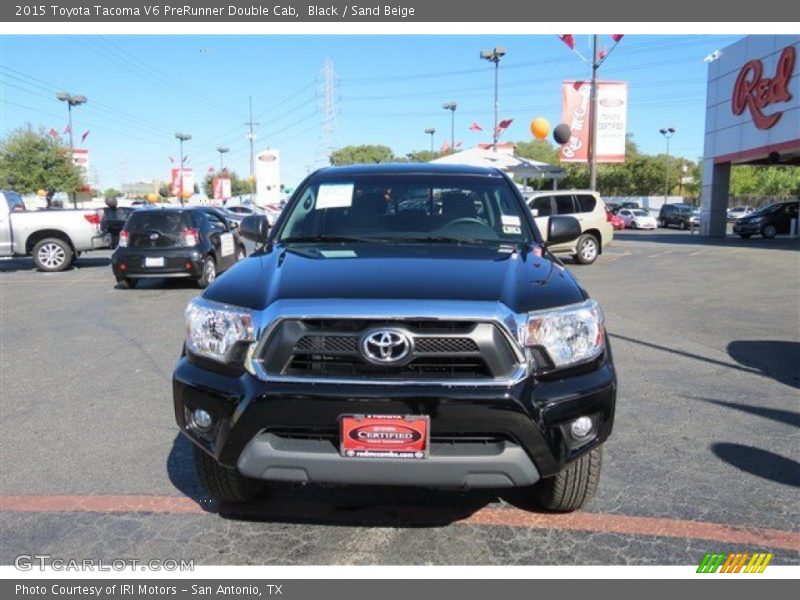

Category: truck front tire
[32, 238, 73, 272]
[194, 444, 265, 503]
[533, 445, 603, 511]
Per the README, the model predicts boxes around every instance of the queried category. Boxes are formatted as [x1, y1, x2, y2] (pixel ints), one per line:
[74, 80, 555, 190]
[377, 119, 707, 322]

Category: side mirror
[546, 216, 581, 246]
[239, 214, 270, 243]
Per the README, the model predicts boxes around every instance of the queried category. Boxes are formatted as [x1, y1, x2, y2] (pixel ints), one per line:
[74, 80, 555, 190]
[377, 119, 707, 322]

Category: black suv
[112, 206, 245, 288]
[174, 164, 616, 512]
[658, 203, 695, 229]
[733, 201, 799, 239]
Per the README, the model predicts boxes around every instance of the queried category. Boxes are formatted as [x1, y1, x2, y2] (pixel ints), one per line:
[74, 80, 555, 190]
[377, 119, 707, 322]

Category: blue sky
[0, 34, 741, 189]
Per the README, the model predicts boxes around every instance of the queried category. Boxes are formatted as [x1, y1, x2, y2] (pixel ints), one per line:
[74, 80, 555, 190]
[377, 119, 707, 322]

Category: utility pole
[588, 34, 600, 191]
[660, 127, 676, 201]
[442, 102, 457, 150]
[245, 96, 259, 203]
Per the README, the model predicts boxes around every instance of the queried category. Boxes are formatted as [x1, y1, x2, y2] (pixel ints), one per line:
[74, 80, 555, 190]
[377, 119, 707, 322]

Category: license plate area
[144, 257, 165, 267]
[340, 414, 429, 459]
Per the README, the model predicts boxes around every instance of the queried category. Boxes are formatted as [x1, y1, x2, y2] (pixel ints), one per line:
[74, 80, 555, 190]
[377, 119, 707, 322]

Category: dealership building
[700, 35, 799, 236]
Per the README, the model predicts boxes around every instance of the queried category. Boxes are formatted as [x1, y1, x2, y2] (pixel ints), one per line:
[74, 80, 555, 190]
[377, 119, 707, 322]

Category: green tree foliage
[329, 145, 395, 166]
[202, 170, 252, 198]
[405, 150, 442, 163]
[0, 125, 84, 194]
[103, 187, 123, 198]
[730, 165, 800, 197]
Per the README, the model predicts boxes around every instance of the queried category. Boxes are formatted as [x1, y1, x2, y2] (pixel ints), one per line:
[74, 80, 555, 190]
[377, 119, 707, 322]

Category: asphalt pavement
[1, 229, 798, 565]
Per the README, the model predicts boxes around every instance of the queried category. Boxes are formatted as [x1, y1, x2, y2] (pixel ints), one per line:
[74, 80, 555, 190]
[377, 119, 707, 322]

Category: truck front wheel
[533, 445, 603, 511]
[194, 444, 265, 503]
[32, 238, 73, 272]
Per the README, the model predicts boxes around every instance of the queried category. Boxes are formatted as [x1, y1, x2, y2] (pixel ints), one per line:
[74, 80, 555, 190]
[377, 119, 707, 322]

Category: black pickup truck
[174, 164, 616, 511]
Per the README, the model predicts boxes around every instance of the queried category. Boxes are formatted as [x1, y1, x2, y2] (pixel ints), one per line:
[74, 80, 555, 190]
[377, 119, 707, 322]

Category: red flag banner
[208, 166, 216, 173]
[611, 34, 624, 42]
[169, 156, 175, 163]
[80, 130, 90, 143]
[440, 141, 450, 152]
[63, 124, 71, 134]
[469, 121, 483, 132]
[497, 118, 513, 130]
[48, 128, 59, 138]
[557, 34, 575, 50]
[455, 141, 463, 149]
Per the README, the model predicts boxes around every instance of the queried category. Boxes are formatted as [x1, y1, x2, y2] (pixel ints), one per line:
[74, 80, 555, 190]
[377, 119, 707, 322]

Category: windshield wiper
[280, 235, 375, 244]
[379, 236, 502, 246]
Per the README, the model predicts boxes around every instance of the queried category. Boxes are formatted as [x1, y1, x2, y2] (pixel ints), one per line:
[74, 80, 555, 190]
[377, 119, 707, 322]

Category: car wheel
[197, 257, 216, 288]
[657, 219, 665, 228]
[194, 444, 265, 503]
[574, 234, 599, 265]
[738, 234, 752, 239]
[121, 278, 138, 289]
[630, 221, 637, 229]
[533, 445, 603, 512]
[762, 224, 777, 239]
[32, 238, 73, 272]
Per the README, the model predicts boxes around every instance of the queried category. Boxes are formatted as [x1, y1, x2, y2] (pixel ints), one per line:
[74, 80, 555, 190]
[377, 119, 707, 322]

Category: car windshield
[631, 209, 648, 217]
[277, 174, 533, 245]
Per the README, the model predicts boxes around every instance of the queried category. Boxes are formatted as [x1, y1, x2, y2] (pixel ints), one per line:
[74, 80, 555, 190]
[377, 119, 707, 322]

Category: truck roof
[312, 163, 506, 178]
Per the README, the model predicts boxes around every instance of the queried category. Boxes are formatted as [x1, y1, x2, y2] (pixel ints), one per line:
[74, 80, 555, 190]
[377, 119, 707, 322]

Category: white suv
[526, 190, 614, 265]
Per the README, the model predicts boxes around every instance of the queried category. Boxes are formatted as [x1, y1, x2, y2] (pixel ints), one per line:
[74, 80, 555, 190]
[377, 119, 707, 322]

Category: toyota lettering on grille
[360, 329, 412, 365]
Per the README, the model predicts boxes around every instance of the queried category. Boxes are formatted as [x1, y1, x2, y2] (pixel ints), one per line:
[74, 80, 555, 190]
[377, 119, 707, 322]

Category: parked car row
[733, 201, 799, 239]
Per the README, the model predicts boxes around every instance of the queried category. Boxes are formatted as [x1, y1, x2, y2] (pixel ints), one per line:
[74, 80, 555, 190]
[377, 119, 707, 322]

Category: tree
[202, 170, 251, 199]
[0, 125, 84, 194]
[514, 139, 559, 164]
[104, 187, 123, 198]
[330, 145, 395, 166]
[405, 150, 442, 163]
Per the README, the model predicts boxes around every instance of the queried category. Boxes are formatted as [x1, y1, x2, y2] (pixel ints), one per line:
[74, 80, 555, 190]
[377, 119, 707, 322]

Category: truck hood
[204, 242, 586, 315]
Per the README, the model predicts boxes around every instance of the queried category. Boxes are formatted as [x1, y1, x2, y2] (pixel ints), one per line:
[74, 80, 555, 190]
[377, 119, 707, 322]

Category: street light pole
[442, 101, 457, 150]
[245, 96, 259, 204]
[425, 128, 435, 154]
[175, 132, 192, 206]
[480, 47, 506, 152]
[659, 127, 676, 201]
[56, 92, 87, 208]
[588, 35, 600, 191]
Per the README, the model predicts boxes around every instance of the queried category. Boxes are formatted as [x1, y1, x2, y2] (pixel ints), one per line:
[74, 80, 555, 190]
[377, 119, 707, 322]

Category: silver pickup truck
[0, 190, 111, 271]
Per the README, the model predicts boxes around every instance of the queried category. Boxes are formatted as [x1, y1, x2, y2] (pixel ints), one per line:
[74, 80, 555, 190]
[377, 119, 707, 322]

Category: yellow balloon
[36, 189, 46, 197]
[530, 117, 550, 140]
[181, 190, 192, 200]
[147, 193, 159, 203]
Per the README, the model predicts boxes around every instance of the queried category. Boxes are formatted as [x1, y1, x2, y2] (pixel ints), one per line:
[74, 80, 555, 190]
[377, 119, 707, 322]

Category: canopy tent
[430, 145, 565, 186]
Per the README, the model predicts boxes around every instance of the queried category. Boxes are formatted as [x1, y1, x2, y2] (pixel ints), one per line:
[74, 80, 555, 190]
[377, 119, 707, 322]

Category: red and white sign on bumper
[560, 80, 628, 164]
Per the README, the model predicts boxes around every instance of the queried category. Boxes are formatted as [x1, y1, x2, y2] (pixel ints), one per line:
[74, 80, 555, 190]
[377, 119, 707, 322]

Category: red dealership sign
[732, 45, 795, 130]
[560, 81, 627, 164]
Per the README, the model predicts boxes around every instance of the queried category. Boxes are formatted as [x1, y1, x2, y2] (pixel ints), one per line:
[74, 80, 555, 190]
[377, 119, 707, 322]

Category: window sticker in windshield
[316, 183, 354, 210]
[320, 249, 357, 258]
[501, 215, 521, 226]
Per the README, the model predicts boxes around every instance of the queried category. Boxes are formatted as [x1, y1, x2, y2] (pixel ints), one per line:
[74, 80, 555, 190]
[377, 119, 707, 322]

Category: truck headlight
[521, 299, 605, 369]
[185, 297, 255, 364]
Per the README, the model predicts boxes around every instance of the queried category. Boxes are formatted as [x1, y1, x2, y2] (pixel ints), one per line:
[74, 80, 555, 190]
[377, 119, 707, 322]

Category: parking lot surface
[1, 230, 798, 565]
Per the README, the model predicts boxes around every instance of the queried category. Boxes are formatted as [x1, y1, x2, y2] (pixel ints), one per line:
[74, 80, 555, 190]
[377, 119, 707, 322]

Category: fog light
[570, 416, 594, 439]
[191, 409, 213, 431]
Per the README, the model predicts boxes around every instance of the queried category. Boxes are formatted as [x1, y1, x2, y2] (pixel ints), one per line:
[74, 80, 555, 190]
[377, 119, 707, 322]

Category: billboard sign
[255, 149, 280, 205]
[71, 148, 89, 180]
[170, 168, 194, 197]
[213, 177, 232, 201]
[560, 81, 628, 163]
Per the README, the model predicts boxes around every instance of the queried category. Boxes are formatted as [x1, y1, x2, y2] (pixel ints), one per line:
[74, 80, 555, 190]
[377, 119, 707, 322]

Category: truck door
[0, 191, 26, 256]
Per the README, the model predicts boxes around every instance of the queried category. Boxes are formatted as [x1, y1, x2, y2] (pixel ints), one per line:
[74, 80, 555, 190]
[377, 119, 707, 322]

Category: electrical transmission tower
[315, 58, 338, 167]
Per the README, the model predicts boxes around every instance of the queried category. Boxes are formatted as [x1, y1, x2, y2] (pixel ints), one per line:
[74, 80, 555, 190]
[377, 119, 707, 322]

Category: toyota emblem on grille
[360, 329, 413, 365]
